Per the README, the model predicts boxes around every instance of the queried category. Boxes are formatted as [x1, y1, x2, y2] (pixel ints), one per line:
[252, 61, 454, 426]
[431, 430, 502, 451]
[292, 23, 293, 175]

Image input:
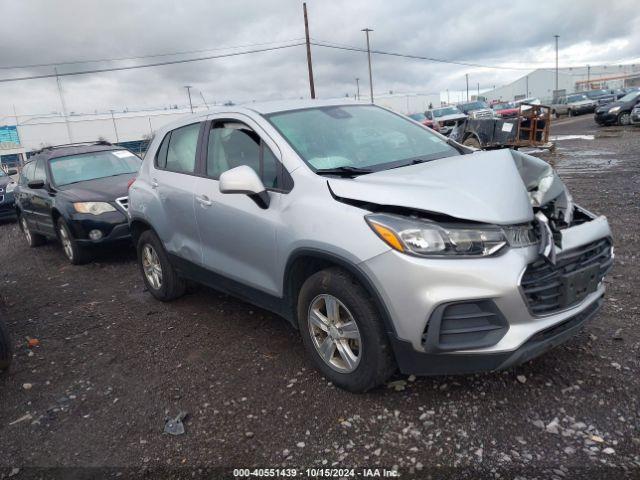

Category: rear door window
[157, 123, 200, 174]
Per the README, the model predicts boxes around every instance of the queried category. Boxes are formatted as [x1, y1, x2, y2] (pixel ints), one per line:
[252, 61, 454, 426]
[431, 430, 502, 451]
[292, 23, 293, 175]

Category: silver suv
[128, 100, 613, 392]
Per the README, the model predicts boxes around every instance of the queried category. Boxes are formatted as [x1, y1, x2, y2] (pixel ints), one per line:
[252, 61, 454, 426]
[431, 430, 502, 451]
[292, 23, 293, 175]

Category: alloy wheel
[142, 244, 163, 290]
[619, 113, 630, 126]
[21, 217, 32, 245]
[59, 225, 74, 260]
[307, 294, 362, 373]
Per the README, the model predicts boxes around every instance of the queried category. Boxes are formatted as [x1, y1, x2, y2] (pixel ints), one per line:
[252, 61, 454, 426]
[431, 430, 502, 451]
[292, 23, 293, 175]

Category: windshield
[567, 94, 588, 102]
[432, 107, 461, 117]
[585, 90, 609, 98]
[49, 150, 141, 186]
[459, 101, 488, 111]
[619, 91, 640, 102]
[266, 105, 459, 172]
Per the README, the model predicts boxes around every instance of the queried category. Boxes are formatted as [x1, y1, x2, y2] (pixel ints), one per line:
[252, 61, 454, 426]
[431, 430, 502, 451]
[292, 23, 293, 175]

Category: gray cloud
[1, 0, 639, 117]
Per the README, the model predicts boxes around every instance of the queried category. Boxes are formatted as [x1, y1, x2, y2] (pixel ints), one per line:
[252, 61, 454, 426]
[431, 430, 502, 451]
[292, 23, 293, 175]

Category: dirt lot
[1, 115, 638, 479]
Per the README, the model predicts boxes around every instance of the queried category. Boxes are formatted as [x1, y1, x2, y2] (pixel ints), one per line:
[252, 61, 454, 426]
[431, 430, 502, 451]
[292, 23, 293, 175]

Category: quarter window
[206, 122, 282, 189]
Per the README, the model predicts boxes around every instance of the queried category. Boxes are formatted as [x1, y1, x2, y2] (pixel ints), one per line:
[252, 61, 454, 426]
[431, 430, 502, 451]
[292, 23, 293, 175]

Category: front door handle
[196, 195, 212, 207]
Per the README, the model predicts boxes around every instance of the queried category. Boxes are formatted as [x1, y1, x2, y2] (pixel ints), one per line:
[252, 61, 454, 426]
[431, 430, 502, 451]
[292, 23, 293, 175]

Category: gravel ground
[0, 115, 638, 479]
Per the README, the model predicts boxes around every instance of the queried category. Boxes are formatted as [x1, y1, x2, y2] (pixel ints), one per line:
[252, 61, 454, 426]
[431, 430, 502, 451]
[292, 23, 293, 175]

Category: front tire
[297, 267, 396, 392]
[618, 112, 631, 126]
[137, 230, 186, 301]
[57, 219, 91, 265]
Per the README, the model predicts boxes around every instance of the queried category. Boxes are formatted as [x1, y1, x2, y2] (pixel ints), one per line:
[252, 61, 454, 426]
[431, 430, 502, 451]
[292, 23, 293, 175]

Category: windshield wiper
[315, 166, 373, 177]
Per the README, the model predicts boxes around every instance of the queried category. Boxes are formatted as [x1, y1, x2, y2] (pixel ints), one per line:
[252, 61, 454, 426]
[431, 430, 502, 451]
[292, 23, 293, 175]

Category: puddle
[550, 135, 594, 141]
[553, 156, 620, 174]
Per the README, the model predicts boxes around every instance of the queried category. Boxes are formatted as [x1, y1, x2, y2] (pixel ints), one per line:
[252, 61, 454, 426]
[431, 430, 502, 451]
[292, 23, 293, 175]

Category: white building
[481, 63, 640, 103]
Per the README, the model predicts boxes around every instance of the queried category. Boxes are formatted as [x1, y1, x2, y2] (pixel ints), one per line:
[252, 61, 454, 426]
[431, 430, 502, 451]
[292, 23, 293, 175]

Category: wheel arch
[129, 217, 155, 246]
[283, 248, 397, 336]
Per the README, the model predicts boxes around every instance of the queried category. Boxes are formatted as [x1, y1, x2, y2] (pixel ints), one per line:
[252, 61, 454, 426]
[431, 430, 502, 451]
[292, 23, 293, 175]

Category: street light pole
[553, 35, 560, 96]
[184, 85, 193, 113]
[362, 28, 374, 103]
[355, 78, 360, 101]
[465, 73, 469, 101]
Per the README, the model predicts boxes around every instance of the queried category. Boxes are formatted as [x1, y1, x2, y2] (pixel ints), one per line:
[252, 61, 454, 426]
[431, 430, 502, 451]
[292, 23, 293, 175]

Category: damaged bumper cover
[361, 212, 612, 375]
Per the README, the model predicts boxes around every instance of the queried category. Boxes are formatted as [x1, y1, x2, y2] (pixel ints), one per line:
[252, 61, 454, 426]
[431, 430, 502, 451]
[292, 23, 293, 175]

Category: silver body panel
[129, 99, 612, 366]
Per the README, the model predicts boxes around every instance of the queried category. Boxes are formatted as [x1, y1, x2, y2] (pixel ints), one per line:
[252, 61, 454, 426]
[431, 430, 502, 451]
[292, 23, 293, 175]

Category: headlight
[609, 106, 621, 113]
[74, 202, 116, 215]
[365, 213, 537, 258]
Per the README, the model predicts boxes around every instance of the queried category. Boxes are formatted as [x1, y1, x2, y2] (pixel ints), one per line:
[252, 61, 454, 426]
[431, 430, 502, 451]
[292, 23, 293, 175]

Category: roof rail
[32, 140, 113, 155]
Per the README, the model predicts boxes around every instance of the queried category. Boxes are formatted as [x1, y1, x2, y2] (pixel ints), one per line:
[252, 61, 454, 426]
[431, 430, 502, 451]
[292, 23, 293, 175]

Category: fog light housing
[89, 229, 103, 241]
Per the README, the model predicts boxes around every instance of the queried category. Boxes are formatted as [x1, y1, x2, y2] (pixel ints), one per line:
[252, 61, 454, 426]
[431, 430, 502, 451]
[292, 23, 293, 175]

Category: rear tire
[297, 267, 396, 392]
[568, 109, 574, 117]
[137, 230, 186, 301]
[618, 112, 631, 126]
[0, 317, 12, 372]
[19, 214, 46, 247]
[57, 219, 91, 265]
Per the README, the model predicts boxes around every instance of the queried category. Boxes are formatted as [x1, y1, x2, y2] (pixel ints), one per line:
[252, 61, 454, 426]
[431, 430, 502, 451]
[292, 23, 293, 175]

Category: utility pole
[553, 34, 560, 96]
[465, 73, 469, 101]
[184, 85, 193, 113]
[355, 78, 360, 101]
[110, 110, 119, 143]
[303, 3, 316, 99]
[587, 65, 591, 88]
[477, 82, 480, 99]
[362, 28, 374, 103]
[446, 89, 450, 105]
[54, 67, 73, 143]
[526, 75, 529, 97]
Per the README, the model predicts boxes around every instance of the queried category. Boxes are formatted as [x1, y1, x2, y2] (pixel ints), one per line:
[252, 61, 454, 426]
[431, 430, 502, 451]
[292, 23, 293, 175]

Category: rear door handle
[196, 195, 212, 207]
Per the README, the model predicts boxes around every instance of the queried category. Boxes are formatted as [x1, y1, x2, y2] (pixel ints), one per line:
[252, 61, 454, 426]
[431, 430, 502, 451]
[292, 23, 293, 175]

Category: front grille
[115, 196, 129, 211]
[521, 238, 612, 315]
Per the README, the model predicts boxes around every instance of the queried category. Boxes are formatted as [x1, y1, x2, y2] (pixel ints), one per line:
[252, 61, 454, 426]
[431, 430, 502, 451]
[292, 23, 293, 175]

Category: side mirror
[219, 165, 270, 209]
[7, 168, 17, 176]
[27, 179, 45, 189]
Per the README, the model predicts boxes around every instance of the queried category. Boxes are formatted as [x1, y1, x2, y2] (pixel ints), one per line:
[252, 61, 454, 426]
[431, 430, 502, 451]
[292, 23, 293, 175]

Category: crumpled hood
[328, 149, 569, 225]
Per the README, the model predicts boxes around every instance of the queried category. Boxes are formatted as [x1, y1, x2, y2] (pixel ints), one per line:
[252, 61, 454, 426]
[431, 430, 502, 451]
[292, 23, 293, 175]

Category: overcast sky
[1, 0, 639, 118]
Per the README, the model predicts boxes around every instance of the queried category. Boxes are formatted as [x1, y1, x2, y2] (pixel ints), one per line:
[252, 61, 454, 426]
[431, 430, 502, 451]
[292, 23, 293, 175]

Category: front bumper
[594, 111, 618, 125]
[68, 211, 131, 246]
[360, 215, 612, 375]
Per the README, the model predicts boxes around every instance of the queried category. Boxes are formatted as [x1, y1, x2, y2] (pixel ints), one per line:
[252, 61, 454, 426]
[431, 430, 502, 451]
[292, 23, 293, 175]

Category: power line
[0, 38, 306, 71]
[0, 43, 306, 83]
[310, 40, 544, 71]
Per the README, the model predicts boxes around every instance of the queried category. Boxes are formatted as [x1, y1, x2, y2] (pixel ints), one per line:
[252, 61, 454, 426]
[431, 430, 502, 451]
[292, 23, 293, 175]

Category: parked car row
[4, 101, 614, 392]
[594, 90, 640, 126]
